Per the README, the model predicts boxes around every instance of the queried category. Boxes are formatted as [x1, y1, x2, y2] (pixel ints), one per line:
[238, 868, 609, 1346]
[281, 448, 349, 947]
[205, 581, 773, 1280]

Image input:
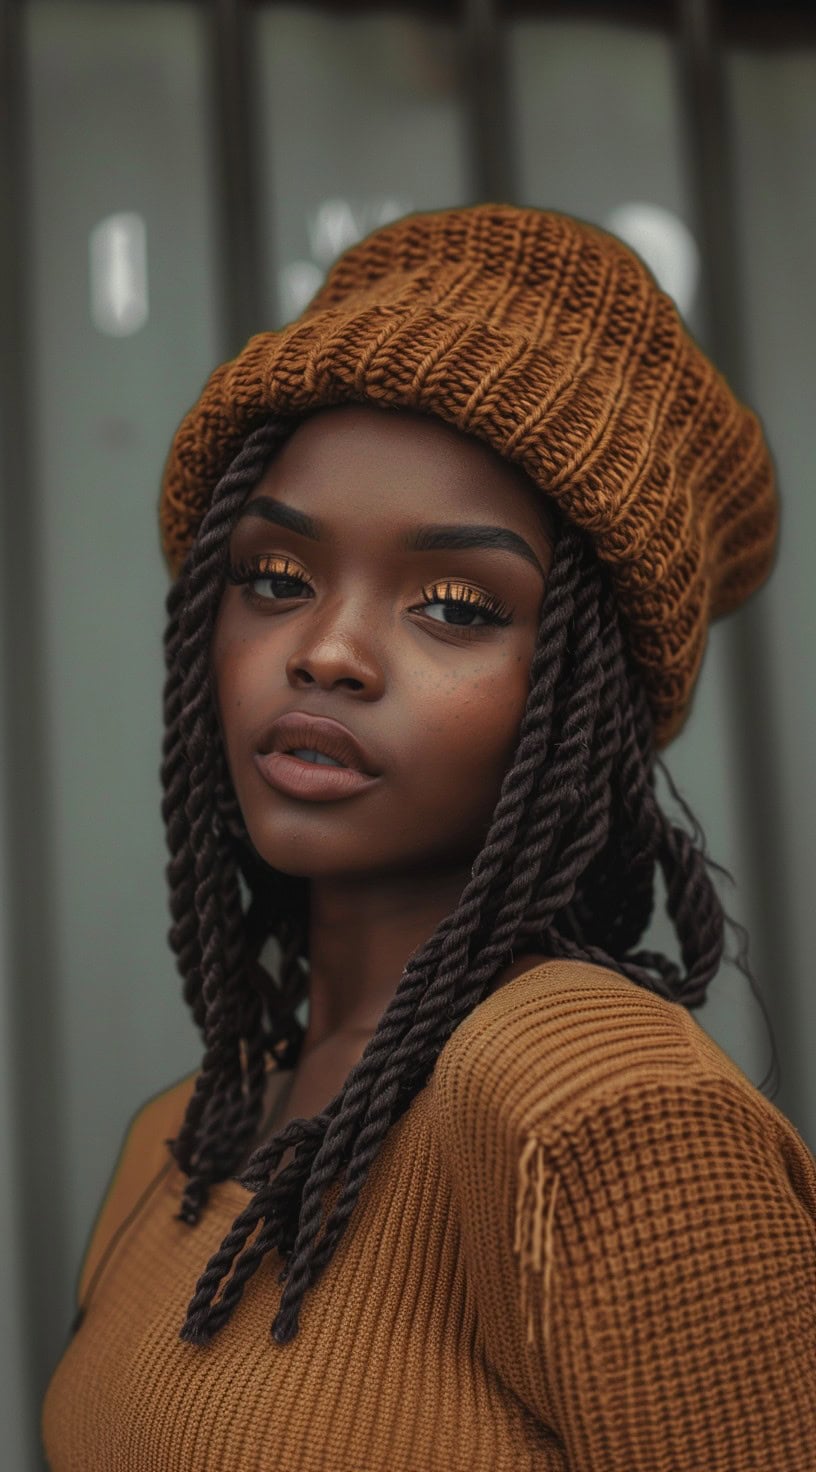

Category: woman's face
[211, 404, 554, 884]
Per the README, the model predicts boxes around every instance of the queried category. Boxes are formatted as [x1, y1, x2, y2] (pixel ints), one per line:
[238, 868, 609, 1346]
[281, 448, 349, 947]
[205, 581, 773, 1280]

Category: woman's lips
[254, 750, 381, 802]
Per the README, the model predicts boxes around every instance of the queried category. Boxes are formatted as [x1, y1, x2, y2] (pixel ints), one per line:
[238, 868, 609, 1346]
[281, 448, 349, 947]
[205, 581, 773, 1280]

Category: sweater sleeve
[438, 1062, 816, 1470]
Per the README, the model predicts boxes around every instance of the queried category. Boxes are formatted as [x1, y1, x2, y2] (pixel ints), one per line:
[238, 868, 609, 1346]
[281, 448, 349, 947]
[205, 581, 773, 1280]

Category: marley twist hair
[162, 419, 778, 1349]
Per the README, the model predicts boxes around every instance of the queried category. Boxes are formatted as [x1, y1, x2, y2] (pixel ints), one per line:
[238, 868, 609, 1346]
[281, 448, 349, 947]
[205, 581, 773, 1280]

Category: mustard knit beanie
[159, 202, 778, 747]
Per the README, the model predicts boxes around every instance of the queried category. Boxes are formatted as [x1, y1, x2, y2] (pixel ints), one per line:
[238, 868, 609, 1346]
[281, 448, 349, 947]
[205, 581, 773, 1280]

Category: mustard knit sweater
[42, 959, 816, 1470]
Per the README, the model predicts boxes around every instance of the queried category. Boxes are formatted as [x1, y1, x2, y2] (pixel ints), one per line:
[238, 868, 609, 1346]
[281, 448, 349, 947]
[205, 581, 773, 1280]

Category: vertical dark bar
[675, 0, 747, 383]
[675, 0, 798, 1114]
[461, 0, 517, 202]
[0, 0, 72, 1465]
[207, 0, 270, 352]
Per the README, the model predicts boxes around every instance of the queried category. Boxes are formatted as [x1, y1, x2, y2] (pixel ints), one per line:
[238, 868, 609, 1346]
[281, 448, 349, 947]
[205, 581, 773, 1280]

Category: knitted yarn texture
[159, 203, 778, 746]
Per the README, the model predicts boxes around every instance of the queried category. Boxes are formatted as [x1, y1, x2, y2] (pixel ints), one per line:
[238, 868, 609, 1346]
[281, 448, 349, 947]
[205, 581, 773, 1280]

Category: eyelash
[225, 555, 513, 630]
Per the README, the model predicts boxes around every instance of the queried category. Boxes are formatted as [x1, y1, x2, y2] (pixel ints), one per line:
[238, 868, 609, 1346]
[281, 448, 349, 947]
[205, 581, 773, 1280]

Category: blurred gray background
[1, 1, 814, 1467]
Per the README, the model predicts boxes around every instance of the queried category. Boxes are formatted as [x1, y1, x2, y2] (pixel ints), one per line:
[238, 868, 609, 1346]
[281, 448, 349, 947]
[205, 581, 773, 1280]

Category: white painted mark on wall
[89, 212, 149, 336]
[603, 202, 700, 319]
[278, 260, 325, 321]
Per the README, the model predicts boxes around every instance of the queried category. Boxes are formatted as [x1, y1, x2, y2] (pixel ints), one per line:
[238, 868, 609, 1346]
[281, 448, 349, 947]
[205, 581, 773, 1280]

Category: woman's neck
[302, 867, 471, 1049]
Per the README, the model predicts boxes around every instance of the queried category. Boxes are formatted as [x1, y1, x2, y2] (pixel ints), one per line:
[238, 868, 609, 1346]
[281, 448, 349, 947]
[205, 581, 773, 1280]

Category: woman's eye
[417, 581, 512, 628]
[226, 556, 313, 601]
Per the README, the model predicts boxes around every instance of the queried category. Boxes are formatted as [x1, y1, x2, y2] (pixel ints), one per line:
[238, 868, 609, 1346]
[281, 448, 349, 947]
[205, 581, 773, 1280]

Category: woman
[42, 204, 815, 1469]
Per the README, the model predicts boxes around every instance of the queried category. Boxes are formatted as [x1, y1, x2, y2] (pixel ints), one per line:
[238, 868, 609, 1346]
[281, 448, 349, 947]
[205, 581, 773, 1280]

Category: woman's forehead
[239, 404, 555, 546]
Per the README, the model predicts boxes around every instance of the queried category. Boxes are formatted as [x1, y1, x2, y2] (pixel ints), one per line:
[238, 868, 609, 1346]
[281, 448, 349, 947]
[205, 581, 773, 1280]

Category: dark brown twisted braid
[159, 418, 779, 1349]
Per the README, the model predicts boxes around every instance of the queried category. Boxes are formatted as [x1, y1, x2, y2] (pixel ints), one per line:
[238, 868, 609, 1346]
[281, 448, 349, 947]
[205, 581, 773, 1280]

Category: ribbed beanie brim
[160, 203, 778, 746]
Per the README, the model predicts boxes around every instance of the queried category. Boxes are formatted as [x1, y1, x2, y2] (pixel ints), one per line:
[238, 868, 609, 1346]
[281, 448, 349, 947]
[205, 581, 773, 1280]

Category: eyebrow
[234, 497, 548, 576]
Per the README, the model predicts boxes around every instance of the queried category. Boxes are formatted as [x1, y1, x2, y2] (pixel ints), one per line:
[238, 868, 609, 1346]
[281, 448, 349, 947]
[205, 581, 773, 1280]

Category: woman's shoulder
[432, 953, 816, 1265]
[433, 953, 799, 1146]
[440, 951, 697, 1085]
[76, 1067, 200, 1305]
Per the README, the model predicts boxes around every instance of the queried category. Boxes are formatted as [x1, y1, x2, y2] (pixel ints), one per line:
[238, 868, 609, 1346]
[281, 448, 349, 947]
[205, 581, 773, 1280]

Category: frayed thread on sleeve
[513, 1133, 560, 1353]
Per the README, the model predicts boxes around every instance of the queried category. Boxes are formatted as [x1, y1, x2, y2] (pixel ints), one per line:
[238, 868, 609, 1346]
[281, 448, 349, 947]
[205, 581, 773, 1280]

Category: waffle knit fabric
[159, 203, 778, 746]
[43, 959, 816, 1471]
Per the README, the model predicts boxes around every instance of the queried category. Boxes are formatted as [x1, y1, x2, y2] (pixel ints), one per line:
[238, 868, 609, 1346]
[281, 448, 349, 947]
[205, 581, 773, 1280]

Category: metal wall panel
[254, 4, 468, 324]
[724, 38, 816, 1142]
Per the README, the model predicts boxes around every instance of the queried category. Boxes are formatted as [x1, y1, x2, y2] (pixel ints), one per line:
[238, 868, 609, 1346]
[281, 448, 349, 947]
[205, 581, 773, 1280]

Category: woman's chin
[241, 828, 381, 883]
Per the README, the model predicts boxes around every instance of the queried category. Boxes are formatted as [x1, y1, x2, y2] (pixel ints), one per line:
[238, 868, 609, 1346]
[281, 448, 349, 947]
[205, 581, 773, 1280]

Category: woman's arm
[509, 1075, 816, 1469]
[434, 979, 816, 1469]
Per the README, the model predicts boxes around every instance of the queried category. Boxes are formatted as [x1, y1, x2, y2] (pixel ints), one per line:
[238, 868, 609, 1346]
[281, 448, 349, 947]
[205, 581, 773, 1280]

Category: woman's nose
[284, 604, 386, 697]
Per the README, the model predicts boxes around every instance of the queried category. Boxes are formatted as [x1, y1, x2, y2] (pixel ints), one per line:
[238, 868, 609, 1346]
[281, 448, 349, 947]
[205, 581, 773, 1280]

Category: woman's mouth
[289, 748, 345, 766]
[253, 749, 381, 802]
